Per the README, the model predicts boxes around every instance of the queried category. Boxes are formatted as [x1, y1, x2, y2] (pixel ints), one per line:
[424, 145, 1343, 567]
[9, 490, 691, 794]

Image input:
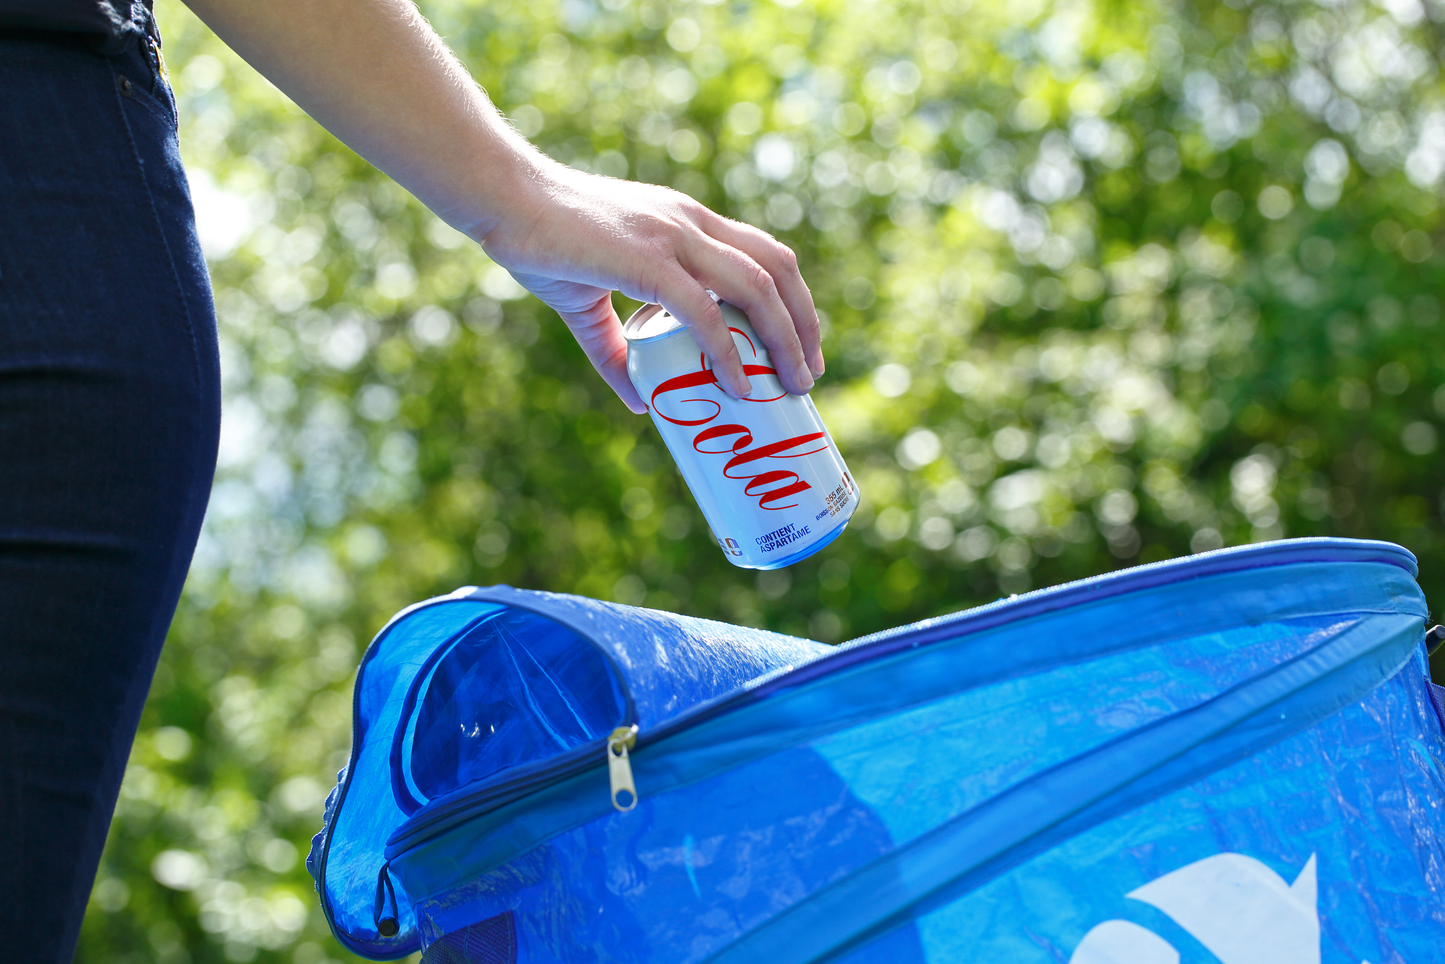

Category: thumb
[554, 301, 648, 415]
[507, 271, 649, 415]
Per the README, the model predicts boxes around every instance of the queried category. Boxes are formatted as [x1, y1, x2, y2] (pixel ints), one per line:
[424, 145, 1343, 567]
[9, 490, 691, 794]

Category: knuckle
[671, 192, 708, 220]
[699, 298, 726, 328]
[641, 225, 679, 259]
[775, 243, 799, 271]
[634, 267, 665, 306]
[751, 265, 779, 301]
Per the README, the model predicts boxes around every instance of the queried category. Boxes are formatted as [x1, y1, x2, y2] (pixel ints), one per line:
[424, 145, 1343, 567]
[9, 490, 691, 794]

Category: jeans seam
[106, 58, 208, 520]
[141, 34, 179, 128]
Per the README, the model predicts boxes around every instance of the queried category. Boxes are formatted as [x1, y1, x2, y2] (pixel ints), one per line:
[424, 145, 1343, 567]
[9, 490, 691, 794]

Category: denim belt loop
[134, 3, 167, 85]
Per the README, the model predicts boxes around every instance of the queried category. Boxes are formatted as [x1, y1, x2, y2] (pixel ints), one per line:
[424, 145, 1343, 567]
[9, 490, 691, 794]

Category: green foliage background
[78, 0, 1445, 959]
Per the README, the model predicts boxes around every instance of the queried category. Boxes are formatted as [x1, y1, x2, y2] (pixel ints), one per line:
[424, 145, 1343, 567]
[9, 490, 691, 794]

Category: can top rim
[623, 303, 686, 343]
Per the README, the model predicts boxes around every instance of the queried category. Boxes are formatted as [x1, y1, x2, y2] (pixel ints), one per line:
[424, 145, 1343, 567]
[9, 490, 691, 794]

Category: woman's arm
[180, 0, 823, 411]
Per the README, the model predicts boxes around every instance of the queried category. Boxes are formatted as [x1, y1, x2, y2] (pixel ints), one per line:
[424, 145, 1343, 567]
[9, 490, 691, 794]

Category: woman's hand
[182, 0, 823, 414]
[472, 163, 822, 414]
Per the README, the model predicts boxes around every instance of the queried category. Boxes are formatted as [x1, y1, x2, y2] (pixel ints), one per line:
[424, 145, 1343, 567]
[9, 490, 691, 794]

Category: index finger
[646, 268, 755, 401]
[700, 215, 825, 378]
[677, 237, 814, 396]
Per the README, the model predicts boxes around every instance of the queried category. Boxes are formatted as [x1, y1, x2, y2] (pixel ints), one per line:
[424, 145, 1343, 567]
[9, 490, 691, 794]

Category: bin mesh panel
[420, 912, 516, 964]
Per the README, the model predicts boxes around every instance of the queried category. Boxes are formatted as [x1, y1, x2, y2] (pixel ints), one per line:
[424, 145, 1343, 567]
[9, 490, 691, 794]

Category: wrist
[467, 146, 569, 256]
[454, 120, 555, 242]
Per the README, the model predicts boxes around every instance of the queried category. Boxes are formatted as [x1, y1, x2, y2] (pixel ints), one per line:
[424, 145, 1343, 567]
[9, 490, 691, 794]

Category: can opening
[623, 304, 684, 341]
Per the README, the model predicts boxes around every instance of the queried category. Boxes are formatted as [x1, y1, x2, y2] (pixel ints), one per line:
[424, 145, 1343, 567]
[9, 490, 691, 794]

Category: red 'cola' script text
[649, 329, 827, 510]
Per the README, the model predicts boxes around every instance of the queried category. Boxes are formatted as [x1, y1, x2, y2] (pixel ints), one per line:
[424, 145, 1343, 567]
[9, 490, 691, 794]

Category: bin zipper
[394, 733, 624, 834]
[607, 725, 639, 810]
[386, 654, 828, 856]
[386, 705, 715, 852]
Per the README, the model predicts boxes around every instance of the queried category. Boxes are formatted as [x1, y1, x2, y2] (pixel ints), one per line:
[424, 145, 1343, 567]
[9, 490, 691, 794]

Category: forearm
[183, 0, 825, 402]
[181, 0, 543, 238]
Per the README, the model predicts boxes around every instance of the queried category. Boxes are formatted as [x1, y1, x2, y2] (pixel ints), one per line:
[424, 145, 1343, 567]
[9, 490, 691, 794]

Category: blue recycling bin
[309, 538, 1445, 963]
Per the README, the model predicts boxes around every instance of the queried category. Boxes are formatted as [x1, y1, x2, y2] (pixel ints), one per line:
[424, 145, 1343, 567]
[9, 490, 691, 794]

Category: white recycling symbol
[1067, 852, 1352, 964]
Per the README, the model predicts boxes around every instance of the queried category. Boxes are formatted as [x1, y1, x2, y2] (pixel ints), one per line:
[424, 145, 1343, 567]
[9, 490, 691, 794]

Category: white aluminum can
[624, 301, 859, 570]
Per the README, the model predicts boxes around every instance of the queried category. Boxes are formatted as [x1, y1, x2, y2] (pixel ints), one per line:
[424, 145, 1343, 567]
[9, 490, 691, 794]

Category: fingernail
[794, 361, 815, 393]
[737, 374, 754, 397]
[811, 352, 826, 377]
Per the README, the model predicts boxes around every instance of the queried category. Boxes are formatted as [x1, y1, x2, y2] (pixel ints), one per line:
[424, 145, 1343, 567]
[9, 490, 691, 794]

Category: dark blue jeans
[0, 28, 220, 962]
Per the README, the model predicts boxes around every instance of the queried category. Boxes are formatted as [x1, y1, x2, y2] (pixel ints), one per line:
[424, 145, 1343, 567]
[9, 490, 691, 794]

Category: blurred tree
[78, 0, 1445, 959]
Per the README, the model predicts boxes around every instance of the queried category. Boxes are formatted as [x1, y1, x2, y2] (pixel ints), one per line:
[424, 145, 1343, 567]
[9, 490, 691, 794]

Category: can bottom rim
[731, 516, 852, 571]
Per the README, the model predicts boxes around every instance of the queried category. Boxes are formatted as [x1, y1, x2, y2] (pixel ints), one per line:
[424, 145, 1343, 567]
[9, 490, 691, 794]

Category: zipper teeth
[391, 736, 612, 841]
[391, 679, 779, 850]
[385, 539, 1417, 855]
[393, 691, 761, 850]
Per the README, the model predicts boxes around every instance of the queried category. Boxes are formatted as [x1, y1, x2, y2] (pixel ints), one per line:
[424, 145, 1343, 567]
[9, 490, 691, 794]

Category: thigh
[0, 30, 220, 963]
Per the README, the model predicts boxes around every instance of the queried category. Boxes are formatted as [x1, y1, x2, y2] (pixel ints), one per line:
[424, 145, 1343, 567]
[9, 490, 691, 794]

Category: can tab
[607, 725, 639, 811]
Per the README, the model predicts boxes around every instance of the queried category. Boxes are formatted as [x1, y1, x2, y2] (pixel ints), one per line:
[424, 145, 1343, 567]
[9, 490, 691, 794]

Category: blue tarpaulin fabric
[309, 538, 1445, 964]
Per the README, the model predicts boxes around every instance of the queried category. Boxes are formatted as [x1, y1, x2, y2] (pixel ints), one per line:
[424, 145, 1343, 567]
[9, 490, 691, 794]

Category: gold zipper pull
[607, 725, 639, 811]
[150, 38, 168, 81]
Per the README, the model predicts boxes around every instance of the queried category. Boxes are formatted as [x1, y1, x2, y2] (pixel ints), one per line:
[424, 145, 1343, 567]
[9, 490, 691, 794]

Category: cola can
[624, 301, 860, 570]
